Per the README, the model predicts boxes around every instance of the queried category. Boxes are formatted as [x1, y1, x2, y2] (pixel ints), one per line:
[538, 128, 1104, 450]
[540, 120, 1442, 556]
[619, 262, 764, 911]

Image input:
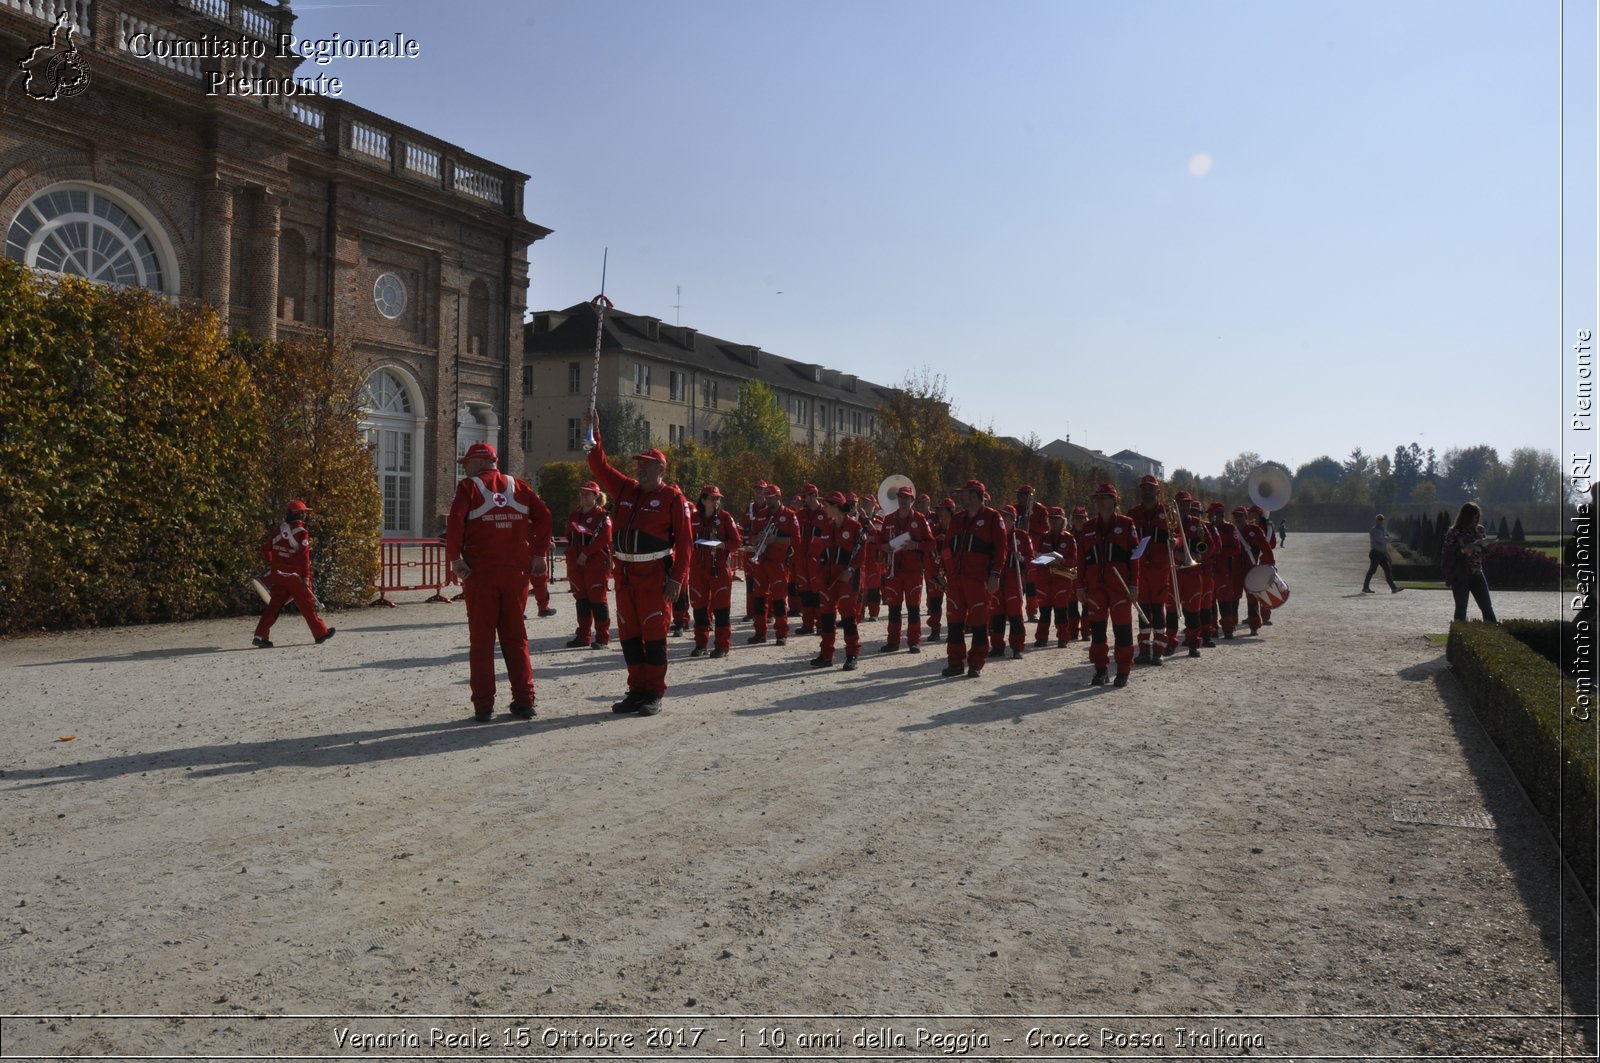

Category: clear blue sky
[299, 0, 1593, 481]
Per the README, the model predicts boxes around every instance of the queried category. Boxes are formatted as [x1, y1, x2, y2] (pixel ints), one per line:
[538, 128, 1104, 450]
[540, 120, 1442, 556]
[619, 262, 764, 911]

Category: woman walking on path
[1363, 514, 1403, 594]
[1442, 502, 1497, 623]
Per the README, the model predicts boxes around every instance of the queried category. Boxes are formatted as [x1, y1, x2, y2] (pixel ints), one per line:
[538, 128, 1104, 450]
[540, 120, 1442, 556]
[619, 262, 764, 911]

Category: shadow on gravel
[900, 676, 1103, 730]
[0, 713, 605, 790]
[1426, 664, 1599, 1049]
[17, 646, 262, 667]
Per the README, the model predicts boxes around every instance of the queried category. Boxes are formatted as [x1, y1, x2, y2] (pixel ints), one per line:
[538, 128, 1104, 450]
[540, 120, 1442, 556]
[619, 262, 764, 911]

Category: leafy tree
[663, 437, 719, 498]
[1502, 447, 1562, 505]
[815, 437, 884, 500]
[1220, 451, 1263, 493]
[593, 399, 649, 460]
[1392, 442, 1424, 502]
[1344, 447, 1373, 482]
[1411, 480, 1438, 506]
[1442, 445, 1501, 499]
[716, 380, 789, 460]
[536, 461, 586, 528]
[1295, 455, 1345, 485]
[770, 444, 819, 499]
[875, 367, 961, 495]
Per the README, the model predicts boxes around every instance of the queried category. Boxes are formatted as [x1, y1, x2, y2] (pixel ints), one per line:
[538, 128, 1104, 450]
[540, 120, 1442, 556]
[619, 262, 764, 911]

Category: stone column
[248, 189, 280, 341]
[199, 179, 232, 310]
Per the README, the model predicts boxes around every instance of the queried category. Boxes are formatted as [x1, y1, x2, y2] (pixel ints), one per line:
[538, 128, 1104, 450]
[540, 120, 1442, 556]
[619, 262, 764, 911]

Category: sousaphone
[1246, 464, 1292, 515]
[877, 474, 914, 514]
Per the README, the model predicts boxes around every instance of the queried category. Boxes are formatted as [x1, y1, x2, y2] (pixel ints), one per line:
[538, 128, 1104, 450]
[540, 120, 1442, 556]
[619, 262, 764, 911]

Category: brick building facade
[521, 301, 890, 473]
[1, 0, 549, 536]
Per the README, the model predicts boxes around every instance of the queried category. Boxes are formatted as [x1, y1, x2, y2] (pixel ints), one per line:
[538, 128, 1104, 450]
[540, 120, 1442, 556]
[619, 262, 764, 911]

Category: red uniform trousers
[1137, 550, 1177, 655]
[461, 565, 534, 711]
[881, 558, 925, 648]
[1175, 565, 1209, 649]
[924, 569, 944, 639]
[1082, 569, 1136, 675]
[614, 559, 673, 696]
[989, 568, 1027, 653]
[860, 557, 882, 621]
[944, 575, 993, 671]
[566, 555, 611, 645]
[689, 552, 736, 653]
[254, 573, 329, 643]
[1213, 561, 1247, 635]
[816, 572, 860, 662]
[529, 567, 552, 611]
[1034, 568, 1079, 644]
[748, 557, 791, 640]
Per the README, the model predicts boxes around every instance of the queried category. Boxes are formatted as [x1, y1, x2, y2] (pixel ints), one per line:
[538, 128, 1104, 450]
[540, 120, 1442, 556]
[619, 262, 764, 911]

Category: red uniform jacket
[1021, 502, 1050, 541]
[446, 470, 553, 572]
[565, 506, 612, 567]
[1034, 528, 1079, 589]
[879, 508, 935, 576]
[810, 515, 865, 590]
[692, 509, 743, 575]
[1005, 521, 1035, 584]
[262, 520, 312, 581]
[586, 440, 693, 585]
[1078, 514, 1139, 593]
[942, 505, 1010, 581]
[747, 504, 797, 566]
[1242, 523, 1276, 567]
[1126, 502, 1173, 567]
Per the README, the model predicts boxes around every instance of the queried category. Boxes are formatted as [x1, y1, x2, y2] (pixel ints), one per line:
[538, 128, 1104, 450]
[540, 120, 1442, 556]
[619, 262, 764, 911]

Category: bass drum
[1243, 563, 1289, 608]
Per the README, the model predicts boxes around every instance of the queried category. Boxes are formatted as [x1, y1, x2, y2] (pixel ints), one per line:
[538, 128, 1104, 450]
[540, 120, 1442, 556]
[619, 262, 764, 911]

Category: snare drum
[1243, 563, 1290, 608]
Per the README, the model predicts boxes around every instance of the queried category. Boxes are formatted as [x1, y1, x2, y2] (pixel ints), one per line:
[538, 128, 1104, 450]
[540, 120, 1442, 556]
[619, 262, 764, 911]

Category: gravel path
[1, 533, 1593, 1059]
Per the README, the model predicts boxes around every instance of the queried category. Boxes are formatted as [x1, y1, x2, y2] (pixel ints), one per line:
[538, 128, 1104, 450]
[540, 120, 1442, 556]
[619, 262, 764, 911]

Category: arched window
[5, 183, 175, 292]
[360, 368, 423, 536]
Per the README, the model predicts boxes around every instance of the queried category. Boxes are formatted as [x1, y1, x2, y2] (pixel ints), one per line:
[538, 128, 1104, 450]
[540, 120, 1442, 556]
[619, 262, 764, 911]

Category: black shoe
[747, 633, 768, 645]
[941, 664, 965, 678]
[566, 637, 590, 648]
[315, 627, 336, 645]
[709, 648, 727, 659]
[509, 701, 536, 719]
[1090, 669, 1108, 686]
[592, 641, 608, 650]
[1362, 587, 1375, 594]
[1222, 631, 1234, 640]
[670, 623, 684, 636]
[878, 643, 900, 654]
[907, 645, 922, 654]
[1057, 639, 1068, 648]
[1202, 639, 1216, 648]
[841, 657, 858, 671]
[1163, 644, 1176, 656]
[471, 708, 493, 722]
[252, 636, 274, 649]
[810, 656, 832, 668]
[1262, 619, 1273, 626]
[634, 697, 662, 716]
[1149, 651, 1163, 667]
[538, 607, 558, 618]
[966, 665, 981, 678]
[1188, 646, 1201, 659]
[796, 626, 816, 636]
[1113, 672, 1129, 688]
[1391, 587, 1404, 594]
[1009, 647, 1022, 660]
[612, 692, 645, 713]
[1136, 646, 1152, 664]
[1026, 613, 1039, 624]
[773, 637, 786, 647]
[1033, 638, 1048, 649]
[689, 646, 707, 658]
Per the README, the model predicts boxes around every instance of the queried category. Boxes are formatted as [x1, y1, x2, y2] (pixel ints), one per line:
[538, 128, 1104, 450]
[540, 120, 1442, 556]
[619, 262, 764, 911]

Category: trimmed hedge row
[1447, 621, 1596, 904]
[1389, 544, 1562, 590]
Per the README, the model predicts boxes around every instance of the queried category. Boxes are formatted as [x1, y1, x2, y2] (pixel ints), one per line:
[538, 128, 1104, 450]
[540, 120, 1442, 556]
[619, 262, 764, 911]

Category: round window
[373, 272, 406, 319]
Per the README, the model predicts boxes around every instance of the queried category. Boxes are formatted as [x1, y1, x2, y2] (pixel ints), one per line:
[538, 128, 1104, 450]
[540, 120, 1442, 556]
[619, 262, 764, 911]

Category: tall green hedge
[0, 259, 379, 633]
[1447, 621, 1596, 903]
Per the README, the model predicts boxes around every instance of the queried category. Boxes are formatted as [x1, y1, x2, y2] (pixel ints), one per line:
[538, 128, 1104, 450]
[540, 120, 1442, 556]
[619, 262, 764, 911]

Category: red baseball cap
[1048, 505, 1066, 517]
[896, 485, 915, 498]
[916, 492, 930, 501]
[579, 481, 600, 494]
[1139, 474, 1159, 487]
[802, 483, 819, 495]
[1233, 505, 1249, 515]
[764, 483, 783, 497]
[286, 499, 309, 515]
[824, 490, 847, 506]
[963, 479, 986, 494]
[1248, 503, 1265, 515]
[1094, 482, 1120, 499]
[1207, 500, 1226, 512]
[1174, 490, 1193, 502]
[1017, 484, 1035, 495]
[457, 441, 496, 464]
[1001, 504, 1018, 517]
[635, 448, 668, 469]
[1072, 505, 1089, 517]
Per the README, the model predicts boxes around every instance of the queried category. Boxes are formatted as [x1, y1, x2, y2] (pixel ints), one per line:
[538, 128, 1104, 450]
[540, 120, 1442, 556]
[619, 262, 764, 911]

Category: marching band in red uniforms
[688, 485, 743, 659]
[940, 480, 1008, 678]
[809, 491, 865, 670]
[876, 484, 935, 653]
[563, 482, 612, 649]
[1032, 506, 1079, 648]
[1077, 483, 1139, 687]
[743, 485, 797, 645]
[584, 418, 693, 716]
[446, 442, 554, 720]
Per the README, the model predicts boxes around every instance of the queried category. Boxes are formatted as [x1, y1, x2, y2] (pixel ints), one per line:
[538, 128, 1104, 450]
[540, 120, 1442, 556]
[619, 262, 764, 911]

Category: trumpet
[1046, 559, 1079, 580]
[746, 519, 778, 562]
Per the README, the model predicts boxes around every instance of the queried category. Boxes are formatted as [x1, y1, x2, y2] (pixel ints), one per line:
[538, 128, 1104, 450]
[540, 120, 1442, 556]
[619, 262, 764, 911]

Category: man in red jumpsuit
[940, 480, 1007, 678]
[446, 443, 553, 721]
[1236, 504, 1275, 635]
[1032, 505, 1079, 648]
[253, 499, 334, 648]
[1208, 503, 1249, 638]
[1078, 482, 1139, 687]
[876, 483, 934, 654]
[858, 496, 884, 622]
[743, 484, 796, 645]
[1172, 492, 1216, 658]
[1066, 505, 1091, 641]
[990, 504, 1032, 659]
[1016, 485, 1049, 622]
[917, 495, 946, 641]
[563, 481, 612, 649]
[584, 416, 693, 715]
[809, 491, 864, 670]
[791, 484, 824, 635]
[689, 484, 743, 658]
[1125, 474, 1176, 665]
[1249, 504, 1279, 626]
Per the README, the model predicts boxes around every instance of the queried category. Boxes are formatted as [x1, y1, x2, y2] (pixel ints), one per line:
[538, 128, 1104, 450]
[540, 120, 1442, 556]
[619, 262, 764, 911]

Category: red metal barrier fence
[373, 539, 572, 607]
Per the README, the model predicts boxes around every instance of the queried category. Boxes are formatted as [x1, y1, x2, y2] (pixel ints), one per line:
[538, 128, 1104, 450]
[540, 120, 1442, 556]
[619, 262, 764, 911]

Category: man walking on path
[1363, 514, 1403, 594]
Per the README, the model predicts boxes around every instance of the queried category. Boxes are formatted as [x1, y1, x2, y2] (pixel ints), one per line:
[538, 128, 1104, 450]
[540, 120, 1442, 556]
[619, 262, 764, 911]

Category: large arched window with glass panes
[5, 183, 175, 292]
[360, 368, 424, 536]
